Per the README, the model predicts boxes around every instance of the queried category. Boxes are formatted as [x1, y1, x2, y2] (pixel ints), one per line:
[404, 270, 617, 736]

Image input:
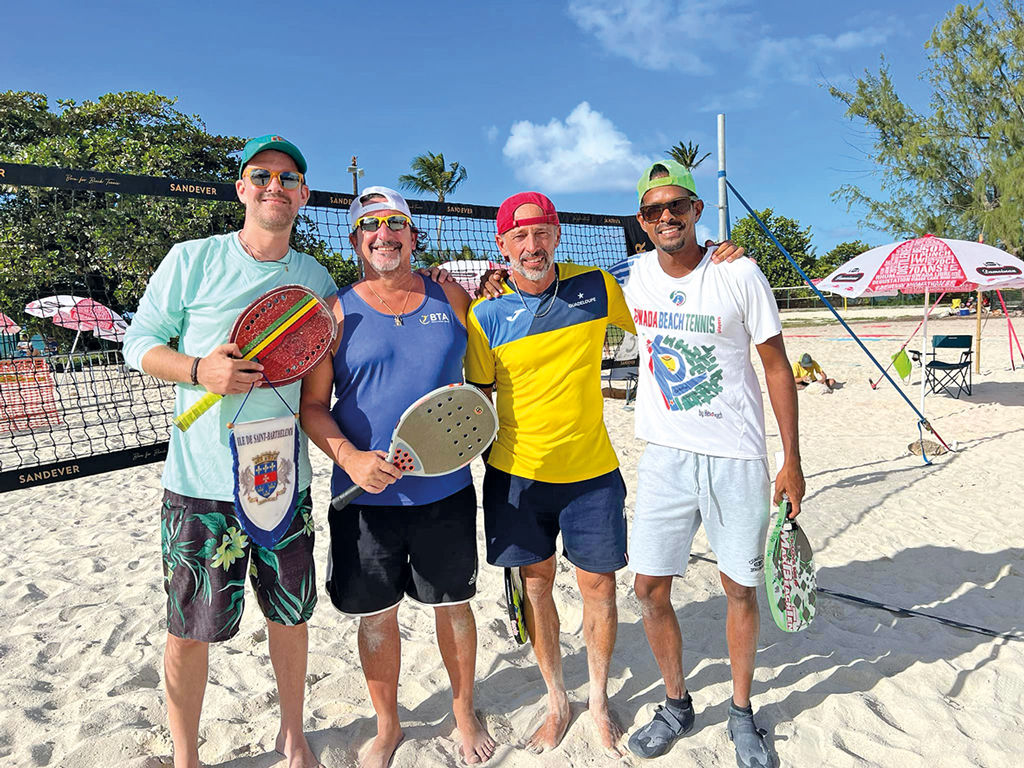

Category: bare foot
[359, 724, 405, 768]
[587, 696, 624, 758]
[275, 730, 324, 768]
[455, 710, 496, 764]
[525, 691, 571, 754]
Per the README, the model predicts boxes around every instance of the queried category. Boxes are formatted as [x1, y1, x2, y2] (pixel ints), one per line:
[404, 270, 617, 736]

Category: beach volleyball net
[0, 162, 638, 492]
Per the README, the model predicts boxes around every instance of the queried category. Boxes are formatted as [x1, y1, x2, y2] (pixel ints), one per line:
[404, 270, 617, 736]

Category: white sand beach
[1, 312, 1022, 768]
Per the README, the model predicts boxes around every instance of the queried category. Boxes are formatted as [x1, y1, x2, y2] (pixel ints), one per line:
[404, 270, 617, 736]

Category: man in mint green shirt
[123, 135, 332, 768]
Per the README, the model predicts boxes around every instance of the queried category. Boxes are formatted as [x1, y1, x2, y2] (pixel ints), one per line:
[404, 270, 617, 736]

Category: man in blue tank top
[300, 187, 496, 767]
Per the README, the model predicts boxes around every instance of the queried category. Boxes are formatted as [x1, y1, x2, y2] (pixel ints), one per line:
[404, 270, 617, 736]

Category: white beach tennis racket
[330, 383, 498, 511]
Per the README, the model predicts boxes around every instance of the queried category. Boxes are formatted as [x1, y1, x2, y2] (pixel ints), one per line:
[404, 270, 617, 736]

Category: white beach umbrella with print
[817, 235, 1024, 411]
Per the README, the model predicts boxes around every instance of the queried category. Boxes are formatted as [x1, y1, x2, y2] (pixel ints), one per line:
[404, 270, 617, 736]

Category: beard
[364, 243, 404, 274]
[251, 194, 297, 232]
[655, 223, 690, 253]
[510, 249, 553, 282]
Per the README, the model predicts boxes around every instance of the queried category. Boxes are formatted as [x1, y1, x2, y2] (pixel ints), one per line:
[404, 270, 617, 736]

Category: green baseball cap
[239, 134, 307, 176]
[637, 159, 697, 204]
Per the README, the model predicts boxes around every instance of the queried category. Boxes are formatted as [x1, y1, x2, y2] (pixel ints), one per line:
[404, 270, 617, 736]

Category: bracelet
[190, 356, 201, 386]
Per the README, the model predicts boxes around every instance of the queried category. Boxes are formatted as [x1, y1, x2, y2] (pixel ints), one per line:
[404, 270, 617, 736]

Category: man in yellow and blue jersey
[465, 191, 742, 756]
[465, 192, 632, 756]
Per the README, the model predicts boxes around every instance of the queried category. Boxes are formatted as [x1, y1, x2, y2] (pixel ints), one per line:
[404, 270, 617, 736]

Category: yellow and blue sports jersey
[465, 262, 636, 483]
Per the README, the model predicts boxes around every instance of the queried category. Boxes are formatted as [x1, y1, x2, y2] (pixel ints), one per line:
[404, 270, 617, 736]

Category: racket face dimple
[392, 385, 498, 476]
[229, 285, 337, 386]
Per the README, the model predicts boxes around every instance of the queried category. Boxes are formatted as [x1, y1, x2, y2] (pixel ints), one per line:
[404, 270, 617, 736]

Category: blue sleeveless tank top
[330, 278, 471, 505]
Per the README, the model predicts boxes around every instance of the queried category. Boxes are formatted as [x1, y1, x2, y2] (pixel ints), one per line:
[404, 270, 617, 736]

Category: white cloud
[503, 102, 657, 193]
[484, 125, 499, 143]
[570, 0, 896, 93]
[750, 28, 894, 84]
[568, 0, 749, 74]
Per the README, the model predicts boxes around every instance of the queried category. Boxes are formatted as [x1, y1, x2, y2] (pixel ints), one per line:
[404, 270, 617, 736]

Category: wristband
[190, 356, 201, 386]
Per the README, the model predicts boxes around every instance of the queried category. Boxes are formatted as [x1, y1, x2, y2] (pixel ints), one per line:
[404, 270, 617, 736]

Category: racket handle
[330, 483, 365, 511]
[173, 391, 224, 432]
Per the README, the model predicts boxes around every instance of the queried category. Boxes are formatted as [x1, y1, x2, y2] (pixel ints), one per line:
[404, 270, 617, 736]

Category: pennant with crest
[229, 414, 299, 549]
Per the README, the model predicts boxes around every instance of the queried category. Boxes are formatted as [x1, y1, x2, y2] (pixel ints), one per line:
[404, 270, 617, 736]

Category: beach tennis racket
[505, 567, 529, 645]
[173, 285, 337, 432]
[765, 498, 817, 632]
[330, 383, 498, 511]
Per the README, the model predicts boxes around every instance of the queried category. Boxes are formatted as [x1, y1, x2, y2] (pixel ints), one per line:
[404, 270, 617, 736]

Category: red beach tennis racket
[173, 285, 337, 431]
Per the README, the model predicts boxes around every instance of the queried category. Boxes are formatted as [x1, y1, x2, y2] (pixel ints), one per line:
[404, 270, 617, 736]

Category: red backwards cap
[497, 191, 559, 235]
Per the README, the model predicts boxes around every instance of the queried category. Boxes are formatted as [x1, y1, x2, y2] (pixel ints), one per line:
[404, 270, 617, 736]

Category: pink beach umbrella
[0, 312, 21, 336]
[25, 295, 126, 351]
[816, 236, 1024, 410]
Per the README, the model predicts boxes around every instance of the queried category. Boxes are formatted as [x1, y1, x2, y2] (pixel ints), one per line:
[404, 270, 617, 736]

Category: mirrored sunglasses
[354, 214, 412, 233]
[243, 167, 305, 190]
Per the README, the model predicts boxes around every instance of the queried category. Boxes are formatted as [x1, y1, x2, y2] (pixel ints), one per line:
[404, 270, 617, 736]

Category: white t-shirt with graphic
[615, 247, 782, 459]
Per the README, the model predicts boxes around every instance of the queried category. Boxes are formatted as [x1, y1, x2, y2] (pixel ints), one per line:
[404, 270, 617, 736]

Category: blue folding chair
[925, 335, 973, 398]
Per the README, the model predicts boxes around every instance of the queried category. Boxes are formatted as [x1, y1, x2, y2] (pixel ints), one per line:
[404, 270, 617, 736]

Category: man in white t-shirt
[615, 160, 803, 767]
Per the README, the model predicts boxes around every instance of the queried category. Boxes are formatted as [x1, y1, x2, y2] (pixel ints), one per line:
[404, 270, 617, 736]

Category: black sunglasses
[639, 196, 698, 223]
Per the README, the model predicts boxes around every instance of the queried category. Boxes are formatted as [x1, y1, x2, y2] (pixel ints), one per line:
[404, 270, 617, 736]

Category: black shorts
[326, 484, 478, 616]
[483, 466, 628, 573]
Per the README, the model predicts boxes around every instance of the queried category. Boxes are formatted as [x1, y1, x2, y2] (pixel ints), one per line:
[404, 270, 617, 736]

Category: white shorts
[629, 443, 771, 587]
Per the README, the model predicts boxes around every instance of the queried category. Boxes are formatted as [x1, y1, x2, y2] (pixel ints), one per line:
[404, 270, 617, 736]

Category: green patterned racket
[765, 498, 817, 632]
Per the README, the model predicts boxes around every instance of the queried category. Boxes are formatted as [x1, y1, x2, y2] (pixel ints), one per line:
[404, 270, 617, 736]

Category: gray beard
[511, 254, 552, 283]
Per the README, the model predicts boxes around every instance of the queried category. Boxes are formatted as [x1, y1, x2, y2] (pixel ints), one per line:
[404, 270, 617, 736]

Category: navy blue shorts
[483, 466, 627, 573]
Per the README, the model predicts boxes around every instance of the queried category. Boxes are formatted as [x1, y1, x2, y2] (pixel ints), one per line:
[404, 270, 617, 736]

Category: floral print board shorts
[160, 488, 317, 643]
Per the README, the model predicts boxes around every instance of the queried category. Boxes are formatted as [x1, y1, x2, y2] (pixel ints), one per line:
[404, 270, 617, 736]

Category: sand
[1, 313, 1022, 767]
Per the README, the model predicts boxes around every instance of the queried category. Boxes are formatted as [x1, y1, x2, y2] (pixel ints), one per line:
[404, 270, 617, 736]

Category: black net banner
[0, 162, 635, 491]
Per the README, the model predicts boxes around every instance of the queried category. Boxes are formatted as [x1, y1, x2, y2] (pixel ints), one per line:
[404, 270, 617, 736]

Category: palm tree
[398, 152, 469, 250]
[665, 141, 711, 170]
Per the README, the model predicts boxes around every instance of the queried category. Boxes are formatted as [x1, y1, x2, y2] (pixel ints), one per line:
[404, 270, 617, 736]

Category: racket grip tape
[330, 483, 366, 512]
[173, 391, 225, 432]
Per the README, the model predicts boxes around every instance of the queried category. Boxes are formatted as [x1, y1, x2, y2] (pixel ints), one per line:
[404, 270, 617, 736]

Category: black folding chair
[925, 334, 973, 398]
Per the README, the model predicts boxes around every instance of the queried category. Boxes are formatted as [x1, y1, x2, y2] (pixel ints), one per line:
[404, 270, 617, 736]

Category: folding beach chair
[602, 332, 639, 407]
[925, 334, 972, 398]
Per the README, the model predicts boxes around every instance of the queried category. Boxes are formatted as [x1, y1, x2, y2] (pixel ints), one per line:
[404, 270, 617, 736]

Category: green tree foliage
[731, 208, 816, 287]
[0, 91, 245, 327]
[399, 152, 469, 252]
[0, 90, 343, 332]
[812, 240, 872, 279]
[828, 0, 1024, 252]
[398, 152, 469, 203]
[665, 141, 711, 170]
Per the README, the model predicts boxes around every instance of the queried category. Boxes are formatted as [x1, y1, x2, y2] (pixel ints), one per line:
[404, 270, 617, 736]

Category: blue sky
[3, 0, 948, 254]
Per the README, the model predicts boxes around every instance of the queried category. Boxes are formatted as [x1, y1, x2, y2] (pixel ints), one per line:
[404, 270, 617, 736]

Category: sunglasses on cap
[242, 167, 305, 190]
[353, 214, 412, 233]
[639, 196, 698, 223]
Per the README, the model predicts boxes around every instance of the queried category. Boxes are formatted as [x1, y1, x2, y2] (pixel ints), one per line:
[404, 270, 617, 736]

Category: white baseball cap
[349, 186, 413, 229]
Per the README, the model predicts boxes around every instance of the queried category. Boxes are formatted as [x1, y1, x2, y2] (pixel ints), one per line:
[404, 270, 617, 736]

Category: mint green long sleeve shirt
[122, 232, 337, 501]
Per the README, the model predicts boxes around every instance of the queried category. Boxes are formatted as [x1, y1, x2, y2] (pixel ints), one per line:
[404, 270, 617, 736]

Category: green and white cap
[637, 159, 697, 204]
[239, 134, 307, 176]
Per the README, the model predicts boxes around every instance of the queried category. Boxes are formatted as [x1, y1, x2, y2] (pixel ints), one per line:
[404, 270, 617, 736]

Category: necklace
[510, 266, 560, 318]
[365, 279, 414, 326]
[238, 233, 291, 271]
